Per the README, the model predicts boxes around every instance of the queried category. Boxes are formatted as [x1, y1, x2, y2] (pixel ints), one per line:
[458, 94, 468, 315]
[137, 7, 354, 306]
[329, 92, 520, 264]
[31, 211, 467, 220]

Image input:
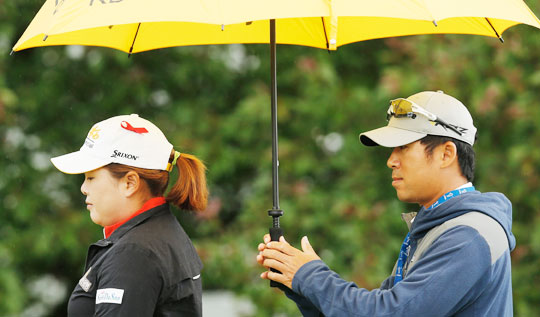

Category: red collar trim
[104, 197, 166, 239]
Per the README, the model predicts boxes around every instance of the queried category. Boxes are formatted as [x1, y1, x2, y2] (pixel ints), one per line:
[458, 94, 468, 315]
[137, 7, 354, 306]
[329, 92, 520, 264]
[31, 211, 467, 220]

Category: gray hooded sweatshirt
[284, 191, 515, 316]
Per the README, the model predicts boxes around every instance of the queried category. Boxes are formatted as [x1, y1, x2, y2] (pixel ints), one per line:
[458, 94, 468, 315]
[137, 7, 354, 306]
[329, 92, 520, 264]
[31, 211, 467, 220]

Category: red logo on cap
[121, 121, 148, 134]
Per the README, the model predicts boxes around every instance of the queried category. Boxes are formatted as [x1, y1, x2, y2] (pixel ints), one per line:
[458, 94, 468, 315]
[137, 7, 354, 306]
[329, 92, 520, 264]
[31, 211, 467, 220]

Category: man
[257, 91, 515, 316]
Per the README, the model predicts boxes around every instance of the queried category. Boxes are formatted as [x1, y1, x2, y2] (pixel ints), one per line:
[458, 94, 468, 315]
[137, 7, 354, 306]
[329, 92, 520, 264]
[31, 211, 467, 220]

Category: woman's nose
[80, 181, 88, 195]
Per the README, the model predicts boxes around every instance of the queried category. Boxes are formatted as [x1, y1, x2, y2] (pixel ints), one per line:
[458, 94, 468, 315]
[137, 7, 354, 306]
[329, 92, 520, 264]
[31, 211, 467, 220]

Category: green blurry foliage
[2, 1, 540, 315]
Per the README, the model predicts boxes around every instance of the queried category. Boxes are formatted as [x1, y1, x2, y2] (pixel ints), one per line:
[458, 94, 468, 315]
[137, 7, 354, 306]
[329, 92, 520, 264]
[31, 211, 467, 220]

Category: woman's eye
[86, 177, 94, 181]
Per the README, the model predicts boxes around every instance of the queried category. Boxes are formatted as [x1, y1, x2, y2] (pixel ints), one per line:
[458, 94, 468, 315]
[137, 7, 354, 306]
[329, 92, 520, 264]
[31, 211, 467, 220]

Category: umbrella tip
[10, 49, 14, 56]
[499, 36, 504, 43]
[432, 20, 438, 27]
[221, 24, 224, 31]
[43, 35, 48, 41]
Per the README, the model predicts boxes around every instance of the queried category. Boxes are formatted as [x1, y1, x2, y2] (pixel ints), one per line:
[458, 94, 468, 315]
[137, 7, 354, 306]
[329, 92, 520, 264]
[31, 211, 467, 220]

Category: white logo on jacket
[96, 288, 124, 304]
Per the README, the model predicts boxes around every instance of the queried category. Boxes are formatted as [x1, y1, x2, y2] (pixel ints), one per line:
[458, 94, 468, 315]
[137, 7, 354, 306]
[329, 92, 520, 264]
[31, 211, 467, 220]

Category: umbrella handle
[269, 226, 283, 288]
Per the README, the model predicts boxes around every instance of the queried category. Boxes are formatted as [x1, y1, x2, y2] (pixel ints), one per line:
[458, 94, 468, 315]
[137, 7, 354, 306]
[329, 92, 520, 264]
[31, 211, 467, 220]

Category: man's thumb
[301, 236, 315, 253]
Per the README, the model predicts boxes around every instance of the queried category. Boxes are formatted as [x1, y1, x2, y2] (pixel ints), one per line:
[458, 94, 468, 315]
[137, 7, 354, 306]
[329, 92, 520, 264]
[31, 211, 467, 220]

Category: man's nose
[387, 148, 400, 169]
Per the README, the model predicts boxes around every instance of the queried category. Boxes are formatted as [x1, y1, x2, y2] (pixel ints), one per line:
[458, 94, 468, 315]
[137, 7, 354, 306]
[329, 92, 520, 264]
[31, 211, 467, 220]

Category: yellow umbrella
[11, 0, 540, 253]
[12, 0, 540, 52]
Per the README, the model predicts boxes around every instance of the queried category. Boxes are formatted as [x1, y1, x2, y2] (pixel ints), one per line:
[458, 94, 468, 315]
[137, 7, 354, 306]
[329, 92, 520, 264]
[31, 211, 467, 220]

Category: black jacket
[67, 203, 203, 316]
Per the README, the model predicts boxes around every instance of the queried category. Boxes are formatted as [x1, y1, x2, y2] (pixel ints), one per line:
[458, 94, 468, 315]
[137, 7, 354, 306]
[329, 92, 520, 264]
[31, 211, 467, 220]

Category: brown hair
[105, 151, 208, 211]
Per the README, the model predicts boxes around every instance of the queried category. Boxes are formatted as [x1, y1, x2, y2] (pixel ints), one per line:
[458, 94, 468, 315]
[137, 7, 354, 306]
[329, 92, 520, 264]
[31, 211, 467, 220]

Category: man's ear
[122, 171, 141, 198]
[440, 141, 458, 169]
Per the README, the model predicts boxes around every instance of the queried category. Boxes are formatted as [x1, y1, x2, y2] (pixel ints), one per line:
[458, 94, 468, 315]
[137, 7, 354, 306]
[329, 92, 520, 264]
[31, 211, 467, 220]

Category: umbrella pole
[268, 18, 283, 228]
[268, 19, 284, 288]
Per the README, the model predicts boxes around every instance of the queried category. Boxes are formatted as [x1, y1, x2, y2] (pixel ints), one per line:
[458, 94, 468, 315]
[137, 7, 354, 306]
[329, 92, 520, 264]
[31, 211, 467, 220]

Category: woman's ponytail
[166, 151, 208, 212]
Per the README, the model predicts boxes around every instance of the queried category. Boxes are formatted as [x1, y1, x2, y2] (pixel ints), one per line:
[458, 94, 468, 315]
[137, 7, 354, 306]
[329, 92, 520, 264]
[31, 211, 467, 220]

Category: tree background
[1, 1, 540, 315]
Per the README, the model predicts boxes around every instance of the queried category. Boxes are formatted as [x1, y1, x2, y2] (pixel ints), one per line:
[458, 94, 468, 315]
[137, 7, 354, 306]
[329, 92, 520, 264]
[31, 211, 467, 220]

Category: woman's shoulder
[112, 210, 202, 278]
[126, 208, 192, 245]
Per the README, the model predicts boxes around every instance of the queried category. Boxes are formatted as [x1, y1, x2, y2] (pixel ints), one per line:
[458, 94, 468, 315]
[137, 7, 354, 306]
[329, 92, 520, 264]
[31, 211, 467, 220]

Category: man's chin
[396, 192, 417, 205]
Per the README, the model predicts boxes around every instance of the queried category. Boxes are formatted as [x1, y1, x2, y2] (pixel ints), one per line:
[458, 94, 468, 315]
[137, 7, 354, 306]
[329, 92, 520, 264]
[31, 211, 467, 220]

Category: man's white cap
[51, 114, 173, 174]
[359, 91, 477, 147]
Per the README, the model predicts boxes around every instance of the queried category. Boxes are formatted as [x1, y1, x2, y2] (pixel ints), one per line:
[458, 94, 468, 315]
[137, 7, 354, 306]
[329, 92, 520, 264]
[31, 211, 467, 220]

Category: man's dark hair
[420, 135, 475, 182]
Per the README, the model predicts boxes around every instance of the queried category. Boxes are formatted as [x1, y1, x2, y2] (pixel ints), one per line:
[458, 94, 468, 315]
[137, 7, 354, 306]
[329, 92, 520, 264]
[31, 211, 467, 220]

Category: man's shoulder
[442, 212, 509, 264]
[412, 212, 509, 268]
[461, 190, 512, 207]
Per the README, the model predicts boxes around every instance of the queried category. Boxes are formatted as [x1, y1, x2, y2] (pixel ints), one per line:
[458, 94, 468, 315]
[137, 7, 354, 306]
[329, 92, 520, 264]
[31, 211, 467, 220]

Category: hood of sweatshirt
[410, 191, 515, 250]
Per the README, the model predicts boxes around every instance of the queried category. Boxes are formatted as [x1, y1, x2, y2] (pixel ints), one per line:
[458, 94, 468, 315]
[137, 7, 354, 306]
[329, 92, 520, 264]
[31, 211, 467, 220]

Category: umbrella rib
[320, 17, 330, 52]
[485, 18, 504, 43]
[128, 23, 142, 56]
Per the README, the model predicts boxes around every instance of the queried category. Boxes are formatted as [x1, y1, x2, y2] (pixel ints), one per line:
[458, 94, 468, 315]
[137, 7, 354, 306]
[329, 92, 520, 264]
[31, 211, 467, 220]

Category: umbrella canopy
[12, 0, 540, 53]
[11, 0, 540, 246]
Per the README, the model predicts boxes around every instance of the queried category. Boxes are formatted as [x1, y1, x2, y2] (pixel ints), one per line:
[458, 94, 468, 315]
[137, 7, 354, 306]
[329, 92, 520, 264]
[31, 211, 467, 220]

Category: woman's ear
[122, 171, 141, 197]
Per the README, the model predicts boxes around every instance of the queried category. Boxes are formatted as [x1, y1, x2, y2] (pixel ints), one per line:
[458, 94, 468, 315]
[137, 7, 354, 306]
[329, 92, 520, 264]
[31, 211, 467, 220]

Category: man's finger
[263, 234, 271, 244]
[261, 248, 290, 264]
[266, 270, 291, 289]
[266, 241, 297, 256]
[258, 243, 266, 252]
[262, 257, 288, 273]
[256, 253, 264, 265]
[266, 269, 286, 283]
[301, 236, 316, 254]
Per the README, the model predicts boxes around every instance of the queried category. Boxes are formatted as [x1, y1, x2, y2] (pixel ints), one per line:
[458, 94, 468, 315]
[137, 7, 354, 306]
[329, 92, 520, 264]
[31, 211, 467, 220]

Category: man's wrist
[292, 259, 326, 294]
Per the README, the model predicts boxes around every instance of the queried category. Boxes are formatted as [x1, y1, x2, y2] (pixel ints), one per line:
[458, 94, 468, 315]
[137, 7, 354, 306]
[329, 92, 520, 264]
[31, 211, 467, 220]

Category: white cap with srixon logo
[359, 91, 477, 147]
[51, 114, 173, 174]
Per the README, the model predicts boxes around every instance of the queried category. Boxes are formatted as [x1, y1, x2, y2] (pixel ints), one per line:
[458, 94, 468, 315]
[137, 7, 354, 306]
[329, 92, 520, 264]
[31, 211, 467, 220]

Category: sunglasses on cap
[387, 98, 463, 136]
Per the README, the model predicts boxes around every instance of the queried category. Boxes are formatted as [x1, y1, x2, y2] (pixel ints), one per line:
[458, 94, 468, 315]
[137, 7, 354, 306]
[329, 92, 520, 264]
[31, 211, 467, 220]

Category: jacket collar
[104, 197, 166, 238]
[106, 203, 169, 242]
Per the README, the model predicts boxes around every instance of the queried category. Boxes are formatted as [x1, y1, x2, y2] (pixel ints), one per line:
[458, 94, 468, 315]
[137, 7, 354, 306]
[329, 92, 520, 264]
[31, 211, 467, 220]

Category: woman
[51, 114, 208, 316]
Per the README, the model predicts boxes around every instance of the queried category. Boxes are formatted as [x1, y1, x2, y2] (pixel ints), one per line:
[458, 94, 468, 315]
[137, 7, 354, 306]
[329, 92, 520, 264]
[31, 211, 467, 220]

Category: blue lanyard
[428, 186, 476, 210]
[393, 186, 475, 286]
